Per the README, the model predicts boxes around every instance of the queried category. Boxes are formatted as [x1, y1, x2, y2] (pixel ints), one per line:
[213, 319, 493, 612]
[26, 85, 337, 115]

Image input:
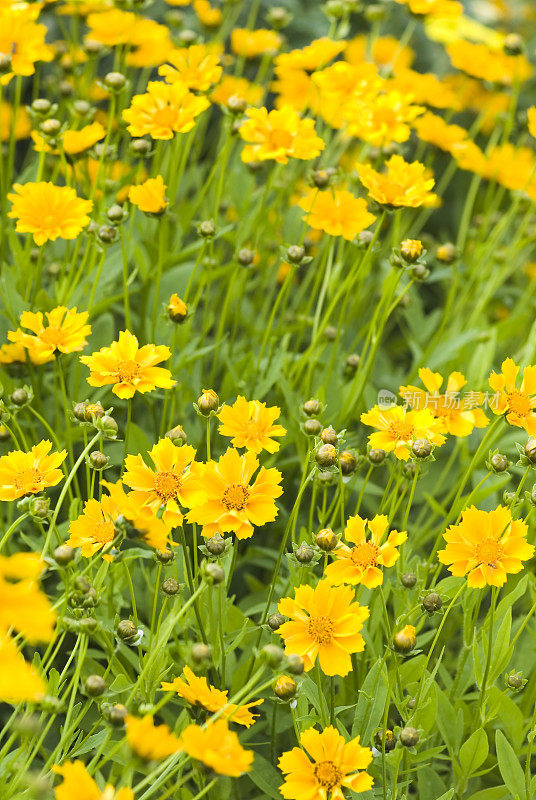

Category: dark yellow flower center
[222, 483, 250, 511]
[116, 359, 141, 383]
[313, 760, 342, 790]
[93, 519, 115, 544]
[13, 468, 42, 491]
[40, 327, 65, 347]
[506, 390, 532, 417]
[475, 538, 502, 567]
[351, 542, 380, 567]
[387, 421, 414, 441]
[307, 615, 334, 645]
[154, 471, 181, 503]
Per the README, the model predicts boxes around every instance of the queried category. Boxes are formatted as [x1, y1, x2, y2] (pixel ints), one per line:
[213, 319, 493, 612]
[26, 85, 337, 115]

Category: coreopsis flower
[481, 144, 536, 195]
[159, 44, 222, 91]
[389, 68, 460, 110]
[125, 715, 182, 760]
[0, 633, 46, 704]
[278, 580, 369, 676]
[128, 175, 168, 215]
[413, 111, 467, 153]
[0, 101, 31, 141]
[62, 121, 105, 155]
[279, 726, 373, 800]
[126, 17, 174, 69]
[447, 40, 531, 85]
[324, 515, 407, 588]
[394, 0, 462, 17]
[53, 761, 133, 800]
[122, 81, 210, 140]
[0, 553, 56, 642]
[400, 369, 489, 436]
[65, 497, 118, 557]
[85, 8, 138, 46]
[193, 0, 222, 27]
[179, 720, 253, 776]
[0, 441, 67, 501]
[345, 91, 425, 147]
[231, 28, 282, 58]
[80, 330, 175, 399]
[488, 358, 536, 434]
[186, 448, 283, 539]
[312, 62, 382, 129]
[361, 405, 445, 461]
[271, 39, 345, 113]
[8, 307, 91, 364]
[216, 396, 286, 454]
[529, 107, 536, 138]
[0, 342, 33, 365]
[0, 4, 53, 85]
[211, 75, 264, 107]
[101, 479, 169, 551]
[345, 34, 414, 71]
[161, 666, 262, 727]
[238, 106, 325, 164]
[438, 506, 534, 587]
[123, 438, 198, 529]
[356, 155, 438, 208]
[8, 182, 93, 245]
[297, 189, 376, 241]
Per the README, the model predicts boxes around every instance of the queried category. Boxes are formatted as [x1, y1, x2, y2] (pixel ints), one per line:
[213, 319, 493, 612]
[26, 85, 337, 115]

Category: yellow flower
[447, 40, 532, 85]
[413, 111, 467, 153]
[80, 330, 175, 399]
[278, 580, 369, 676]
[128, 175, 168, 215]
[345, 91, 425, 147]
[8, 182, 93, 246]
[400, 368, 489, 436]
[438, 506, 534, 587]
[101, 478, 170, 551]
[123, 438, 198, 530]
[488, 358, 536, 434]
[357, 155, 438, 208]
[63, 121, 105, 155]
[297, 189, 376, 241]
[325, 515, 407, 588]
[0, 552, 56, 642]
[8, 306, 91, 364]
[168, 293, 187, 323]
[193, 0, 222, 27]
[0, 632, 46, 704]
[394, 0, 462, 17]
[239, 106, 325, 164]
[360, 405, 446, 460]
[0, 4, 53, 85]
[279, 725, 373, 800]
[125, 715, 182, 760]
[53, 760, 133, 800]
[312, 62, 382, 129]
[0, 101, 31, 141]
[211, 75, 264, 107]
[345, 34, 414, 71]
[161, 666, 262, 727]
[126, 17, 174, 69]
[65, 496, 117, 557]
[275, 37, 346, 72]
[217, 396, 286, 454]
[159, 44, 222, 91]
[86, 8, 138, 46]
[231, 28, 282, 58]
[179, 720, 253, 776]
[186, 447, 283, 539]
[0, 441, 67, 502]
[0, 342, 33, 365]
[122, 81, 210, 140]
[529, 107, 536, 138]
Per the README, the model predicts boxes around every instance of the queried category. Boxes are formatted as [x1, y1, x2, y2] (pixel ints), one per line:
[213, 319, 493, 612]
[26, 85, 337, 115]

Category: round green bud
[268, 612, 286, 631]
[295, 544, 314, 564]
[85, 675, 106, 697]
[399, 726, 419, 747]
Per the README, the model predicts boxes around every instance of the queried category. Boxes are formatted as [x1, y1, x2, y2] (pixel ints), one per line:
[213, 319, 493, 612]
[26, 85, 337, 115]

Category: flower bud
[109, 704, 128, 726]
[53, 545, 75, 565]
[75, 575, 92, 592]
[178, 29, 197, 45]
[227, 94, 248, 114]
[304, 419, 322, 436]
[303, 399, 322, 416]
[73, 402, 88, 421]
[165, 425, 187, 445]
[155, 548, 174, 565]
[197, 220, 216, 238]
[274, 675, 297, 700]
[99, 415, 118, 439]
[339, 451, 357, 475]
[437, 243, 456, 263]
[261, 643, 284, 668]
[525, 438, 536, 464]
[266, 5, 292, 28]
[393, 625, 417, 654]
[412, 439, 432, 459]
[506, 670, 526, 690]
[117, 619, 138, 642]
[316, 444, 337, 467]
[15, 713, 42, 738]
[400, 572, 417, 589]
[320, 426, 338, 446]
[374, 729, 396, 752]
[287, 245, 305, 264]
[400, 239, 423, 263]
[531, 485, 536, 507]
[206, 535, 226, 556]
[85, 402, 105, 421]
[168, 295, 187, 324]
[97, 224, 117, 244]
[268, 612, 286, 630]
[345, 353, 360, 374]
[107, 203, 126, 224]
[78, 616, 98, 633]
[89, 450, 108, 470]
[295, 544, 314, 564]
[29, 497, 50, 520]
[324, 326, 337, 341]
[10, 388, 28, 406]
[364, 3, 387, 22]
[85, 675, 106, 697]
[399, 727, 419, 747]
[286, 653, 305, 675]
[312, 168, 334, 189]
[368, 448, 386, 465]
[490, 453, 509, 473]
[202, 561, 225, 585]
[411, 264, 429, 281]
[237, 248, 255, 266]
[422, 592, 442, 613]
[191, 642, 212, 664]
[162, 578, 180, 596]
[130, 138, 151, 157]
[40, 118, 62, 137]
[504, 33, 524, 55]
[315, 528, 338, 552]
[197, 388, 219, 415]
[32, 98, 52, 115]
[73, 100, 91, 117]
[402, 462, 417, 480]
[104, 71, 126, 91]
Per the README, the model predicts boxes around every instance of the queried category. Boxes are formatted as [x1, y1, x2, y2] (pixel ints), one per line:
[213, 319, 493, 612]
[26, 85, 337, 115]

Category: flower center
[93, 519, 115, 544]
[313, 761, 343, 790]
[351, 542, 380, 567]
[387, 421, 415, 441]
[13, 468, 42, 492]
[116, 359, 141, 383]
[222, 484, 250, 511]
[307, 615, 334, 645]
[474, 538, 503, 567]
[154, 471, 181, 503]
[40, 327, 65, 348]
[506, 390, 532, 417]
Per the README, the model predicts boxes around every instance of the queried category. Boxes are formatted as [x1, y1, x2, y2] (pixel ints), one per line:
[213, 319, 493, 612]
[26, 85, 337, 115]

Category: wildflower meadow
[3, 0, 536, 798]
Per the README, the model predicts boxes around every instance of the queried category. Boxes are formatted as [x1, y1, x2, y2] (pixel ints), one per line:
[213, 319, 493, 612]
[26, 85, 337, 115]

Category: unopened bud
[261, 643, 284, 668]
[287, 245, 305, 264]
[107, 203, 126, 224]
[525, 438, 536, 464]
[197, 389, 219, 415]
[165, 425, 187, 445]
[295, 544, 314, 564]
[399, 726, 419, 747]
[320, 426, 338, 446]
[274, 675, 297, 700]
[422, 592, 442, 613]
[191, 643, 212, 664]
[155, 548, 174, 565]
[303, 399, 322, 416]
[400, 239, 423, 263]
[104, 71, 126, 91]
[285, 653, 305, 675]
[53, 545, 75, 565]
[226, 94, 248, 114]
[316, 444, 337, 467]
[412, 439, 432, 459]
[202, 561, 225, 585]
[304, 419, 322, 436]
[437, 243, 456, 263]
[109, 704, 128, 726]
[10, 388, 28, 406]
[490, 453, 509, 473]
[162, 578, 180, 596]
[130, 138, 151, 157]
[400, 572, 417, 589]
[374, 728, 396, 752]
[368, 448, 386, 465]
[85, 675, 106, 697]
[40, 118, 61, 137]
[315, 528, 338, 552]
[117, 619, 138, 642]
[32, 98, 52, 115]
[197, 220, 216, 238]
[339, 451, 357, 475]
[206, 535, 226, 556]
[393, 625, 417, 654]
[268, 612, 286, 630]
[237, 248, 255, 266]
[89, 450, 108, 470]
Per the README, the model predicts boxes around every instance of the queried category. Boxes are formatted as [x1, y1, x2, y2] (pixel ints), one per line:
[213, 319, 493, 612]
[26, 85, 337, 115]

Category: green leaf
[247, 754, 283, 800]
[435, 791, 455, 800]
[352, 657, 388, 744]
[465, 787, 509, 800]
[495, 729, 526, 800]
[459, 728, 489, 778]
